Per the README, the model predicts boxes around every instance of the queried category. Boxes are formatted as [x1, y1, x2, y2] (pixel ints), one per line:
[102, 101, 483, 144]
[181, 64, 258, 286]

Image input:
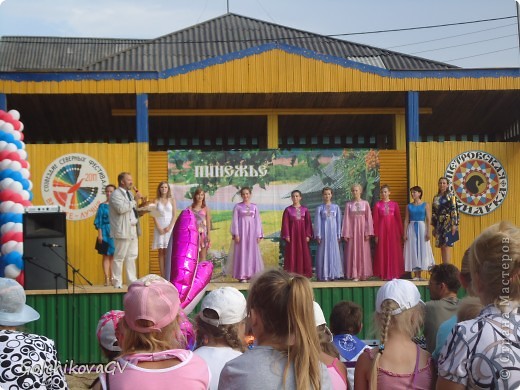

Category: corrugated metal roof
[0, 36, 147, 71]
[0, 13, 457, 73]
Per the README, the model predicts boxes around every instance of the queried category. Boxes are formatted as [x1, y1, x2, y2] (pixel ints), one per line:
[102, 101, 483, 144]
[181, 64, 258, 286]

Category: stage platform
[24, 280, 431, 364]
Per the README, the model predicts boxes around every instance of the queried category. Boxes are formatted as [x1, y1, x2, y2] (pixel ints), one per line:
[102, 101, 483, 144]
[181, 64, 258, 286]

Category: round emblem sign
[445, 151, 507, 216]
[41, 154, 109, 220]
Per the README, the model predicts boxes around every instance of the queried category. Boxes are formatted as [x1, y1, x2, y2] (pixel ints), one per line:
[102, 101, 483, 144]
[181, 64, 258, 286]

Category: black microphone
[42, 242, 62, 248]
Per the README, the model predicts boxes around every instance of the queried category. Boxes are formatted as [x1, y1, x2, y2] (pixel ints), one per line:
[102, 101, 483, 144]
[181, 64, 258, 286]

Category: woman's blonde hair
[469, 221, 520, 306]
[120, 317, 184, 354]
[369, 300, 424, 389]
[248, 269, 322, 390]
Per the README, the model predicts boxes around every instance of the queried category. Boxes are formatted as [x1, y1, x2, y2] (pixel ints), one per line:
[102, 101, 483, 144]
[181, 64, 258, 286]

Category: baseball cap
[0, 277, 40, 326]
[124, 274, 180, 333]
[313, 301, 327, 327]
[199, 287, 247, 327]
[376, 279, 424, 316]
[96, 310, 124, 352]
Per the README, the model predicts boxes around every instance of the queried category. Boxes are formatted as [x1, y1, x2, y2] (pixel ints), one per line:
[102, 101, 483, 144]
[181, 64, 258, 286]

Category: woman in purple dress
[342, 184, 374, 281]
[281, 190, 313, 277]
[230, 187, 264, 282]
[314, 187, 344, 281]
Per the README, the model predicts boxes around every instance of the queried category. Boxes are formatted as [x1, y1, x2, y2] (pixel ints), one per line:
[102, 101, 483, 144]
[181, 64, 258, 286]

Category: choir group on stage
[229, 183, 445, 283]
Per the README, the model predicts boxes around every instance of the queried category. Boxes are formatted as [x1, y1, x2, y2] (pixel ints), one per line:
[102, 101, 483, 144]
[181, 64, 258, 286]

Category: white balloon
[28, 181, 33, 191]
[0, 201, 14, 213]
[18, 122, 24, 132]
[0, 141, 8, 151]
[0, 122, 14, 132]
[0, 222, 16, 234]
[0, 159, 12, 170]
[4, 264, 21, 279]
[12, 223, 23, 233]
[8, 110, 20, 121]
[20, 142, 25, 150]
[0, 120, 5, 127]
[6, 143, 17, 152]
[20, 168, 30, 179]
[0, 178, 14, 190]
[1, 241, 18, 255]
[9, 161, 22, 171]
[17, 149, 27, 160]
[20, 190, 30, 201]
[7, 181, 22, 192]
[10, 203, 24, 214]
[11, 131, 21, 141]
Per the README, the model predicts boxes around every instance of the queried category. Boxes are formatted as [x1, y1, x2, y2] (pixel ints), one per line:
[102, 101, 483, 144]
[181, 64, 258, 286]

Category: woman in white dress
[152, 181, 176, 277]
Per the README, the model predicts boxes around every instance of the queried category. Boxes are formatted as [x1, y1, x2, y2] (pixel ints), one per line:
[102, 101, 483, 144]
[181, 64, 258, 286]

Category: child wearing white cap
[354, 279, 434, 390]
[0, 277, 68, 389]
[194, 287, 247, 390]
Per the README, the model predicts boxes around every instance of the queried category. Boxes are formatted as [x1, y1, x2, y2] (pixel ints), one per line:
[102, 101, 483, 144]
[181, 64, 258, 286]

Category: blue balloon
[0, 133, 15, 144]
[20, 178, 30, 190]
[4, 251, 21, 265]
[0, 169, 14, 180]
[13, 140, 23, 150]
[28, 191, 33, 201]
[0, 213, 22, 225]
[8, 171, 23, 183]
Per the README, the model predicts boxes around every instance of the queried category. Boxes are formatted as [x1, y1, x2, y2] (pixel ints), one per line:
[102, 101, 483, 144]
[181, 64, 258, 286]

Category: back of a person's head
[430, 264, 461, 294]
[371, 279, 425, 388]
[469, 221, 520, 306]
[330, 301, 363, 335]
[121, 274, 182, 353]
[457, 296, 484, 322]
[96, 310, 124, 360]
[248, 269, 321, 390]
[0, 277, 40, 328]
[195, 287, 247, 351]
[459, 248, 475, 295]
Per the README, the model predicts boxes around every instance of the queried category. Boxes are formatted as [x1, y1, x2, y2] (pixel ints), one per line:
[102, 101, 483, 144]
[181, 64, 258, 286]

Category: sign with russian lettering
[41, 153, 109, 220]
[445, 151, 507, 216]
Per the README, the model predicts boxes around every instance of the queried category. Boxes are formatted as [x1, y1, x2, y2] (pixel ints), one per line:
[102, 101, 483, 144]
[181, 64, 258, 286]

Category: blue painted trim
[406, 91, 419, 142]
[0, 94, 6, 111]
[136, 94, 148, 143]
[0, 43, 518, 83]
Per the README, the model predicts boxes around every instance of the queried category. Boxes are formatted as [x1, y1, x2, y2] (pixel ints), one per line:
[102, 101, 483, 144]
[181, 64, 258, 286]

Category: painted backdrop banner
[168, 149, 380, 278]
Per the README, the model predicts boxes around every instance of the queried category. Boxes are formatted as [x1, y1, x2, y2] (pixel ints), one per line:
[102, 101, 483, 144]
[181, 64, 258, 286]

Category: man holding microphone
[109, 172, 142, 288]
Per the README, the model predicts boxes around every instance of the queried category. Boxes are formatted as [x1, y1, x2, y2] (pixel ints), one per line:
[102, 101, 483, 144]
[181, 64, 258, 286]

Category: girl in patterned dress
[431, 177, 459, 264]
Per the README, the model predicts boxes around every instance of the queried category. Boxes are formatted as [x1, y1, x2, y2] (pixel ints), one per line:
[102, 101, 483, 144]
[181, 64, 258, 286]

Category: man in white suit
[109, 172, 142, 288]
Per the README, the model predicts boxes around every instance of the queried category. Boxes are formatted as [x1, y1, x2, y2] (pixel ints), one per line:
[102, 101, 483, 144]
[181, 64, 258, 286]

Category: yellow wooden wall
[378, 150, 408, 216]
[148, 151, 169, 275]
[25, 143, 151, 286]
[409, 142, 520, 271]
[1, 50, 518, 95]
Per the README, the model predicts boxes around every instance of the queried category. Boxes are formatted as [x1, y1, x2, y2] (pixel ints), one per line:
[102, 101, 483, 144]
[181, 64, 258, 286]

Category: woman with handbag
[94, 184, 116, 286]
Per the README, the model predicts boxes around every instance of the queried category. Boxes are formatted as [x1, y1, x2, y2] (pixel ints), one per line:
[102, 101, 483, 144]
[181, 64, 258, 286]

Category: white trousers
[112, 234, 138, 288]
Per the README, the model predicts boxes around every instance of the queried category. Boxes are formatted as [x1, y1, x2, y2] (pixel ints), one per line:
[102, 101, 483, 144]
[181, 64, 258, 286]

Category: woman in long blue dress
[314, 187, 344, 281]
[403, 185, 435, 279]
[94, 184, 116, 286]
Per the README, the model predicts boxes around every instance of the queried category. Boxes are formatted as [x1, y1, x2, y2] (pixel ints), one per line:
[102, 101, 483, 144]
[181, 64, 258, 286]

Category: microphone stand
[22, 256, 72, 353]
[43, 245, 93, 362]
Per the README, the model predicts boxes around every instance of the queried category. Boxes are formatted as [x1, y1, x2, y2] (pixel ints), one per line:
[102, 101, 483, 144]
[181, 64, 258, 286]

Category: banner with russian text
[168, 149, 380, 280]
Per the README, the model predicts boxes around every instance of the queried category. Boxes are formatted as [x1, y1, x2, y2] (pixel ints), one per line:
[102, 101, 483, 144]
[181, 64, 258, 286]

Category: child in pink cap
[94, 274, 210, 390]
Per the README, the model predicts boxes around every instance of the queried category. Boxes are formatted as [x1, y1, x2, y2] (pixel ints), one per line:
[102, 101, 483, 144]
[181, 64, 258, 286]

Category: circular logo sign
[41, 154, 109, 220]
[445, 151, 507, 215]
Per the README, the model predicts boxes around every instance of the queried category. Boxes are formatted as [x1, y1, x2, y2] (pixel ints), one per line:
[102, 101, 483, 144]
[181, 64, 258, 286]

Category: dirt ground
[66, 373, 98, 389]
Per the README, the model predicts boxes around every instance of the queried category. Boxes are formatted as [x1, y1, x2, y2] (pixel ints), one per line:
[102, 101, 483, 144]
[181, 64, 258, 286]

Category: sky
[0, 0, 519, 69]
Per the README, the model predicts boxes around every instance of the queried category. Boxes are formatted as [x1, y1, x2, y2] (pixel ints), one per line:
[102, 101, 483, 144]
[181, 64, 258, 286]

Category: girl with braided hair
[354, 279, 434, 389]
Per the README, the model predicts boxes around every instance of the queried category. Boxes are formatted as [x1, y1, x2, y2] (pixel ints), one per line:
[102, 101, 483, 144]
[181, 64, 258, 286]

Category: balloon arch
[0, 109, 32, 283]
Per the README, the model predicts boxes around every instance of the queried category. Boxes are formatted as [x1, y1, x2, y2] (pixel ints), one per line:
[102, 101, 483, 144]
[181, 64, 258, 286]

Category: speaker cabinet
[23, 212, 68, 290]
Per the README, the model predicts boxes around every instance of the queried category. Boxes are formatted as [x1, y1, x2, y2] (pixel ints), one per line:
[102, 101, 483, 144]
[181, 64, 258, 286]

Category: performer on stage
[342, 184, 374, 281]
[314, 187, 344, 281]
[94, 184, 116, 286]
[281, 190, 313, 278]
[372, 184, 404, 280]
[152, 181, 176, 277]
[432, 177, 460, 264]
[190, 187, 211, 262]
[109, 172, 142, 288]
[230, 187, 264, 283]
[404, 186, 435, 280]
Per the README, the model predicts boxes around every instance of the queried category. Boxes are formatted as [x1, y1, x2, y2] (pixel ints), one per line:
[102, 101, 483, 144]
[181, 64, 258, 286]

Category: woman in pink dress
[342, 184, 374, 281]
[281, 190, 313, 277]
[190, 187, 211, 262]
[230, 187, 264, 282]
[372, 184, 404, 280]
